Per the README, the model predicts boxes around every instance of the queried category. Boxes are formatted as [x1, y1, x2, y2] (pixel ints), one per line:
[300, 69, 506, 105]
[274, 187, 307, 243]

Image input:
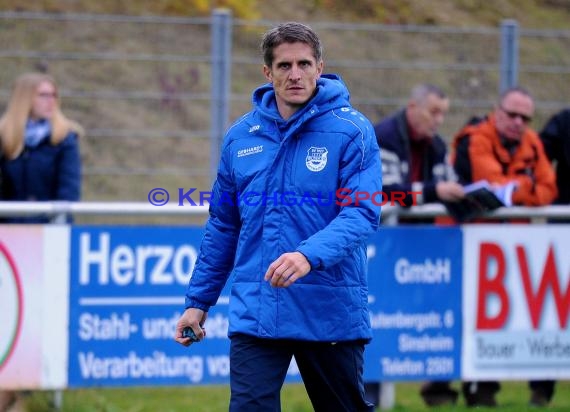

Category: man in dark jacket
[374, 84, 464, 211]
[540, 107, 570, 205]
[366, 84, 464, 408]
[528, 107, 570, 406]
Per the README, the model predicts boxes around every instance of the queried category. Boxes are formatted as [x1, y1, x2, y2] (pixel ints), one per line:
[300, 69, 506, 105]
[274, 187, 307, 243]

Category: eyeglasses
[499, 106, 532, 124]
[36, 92, 57, 99]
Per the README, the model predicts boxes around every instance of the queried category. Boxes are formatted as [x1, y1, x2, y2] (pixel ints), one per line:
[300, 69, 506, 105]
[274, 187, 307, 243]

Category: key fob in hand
[182, 327, 200, 342]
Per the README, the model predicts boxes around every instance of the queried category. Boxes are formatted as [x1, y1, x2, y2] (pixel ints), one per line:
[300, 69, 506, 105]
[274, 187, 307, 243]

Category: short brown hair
[260, 22, 323, 67]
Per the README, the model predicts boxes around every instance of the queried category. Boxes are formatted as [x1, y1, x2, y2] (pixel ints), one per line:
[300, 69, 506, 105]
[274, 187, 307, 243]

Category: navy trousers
[229, 333, 374, 412]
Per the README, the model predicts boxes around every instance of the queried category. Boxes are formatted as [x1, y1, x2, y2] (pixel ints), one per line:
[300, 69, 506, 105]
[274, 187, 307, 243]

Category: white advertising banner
[462, 225, 570, 380]
[0, 226, 70, 390]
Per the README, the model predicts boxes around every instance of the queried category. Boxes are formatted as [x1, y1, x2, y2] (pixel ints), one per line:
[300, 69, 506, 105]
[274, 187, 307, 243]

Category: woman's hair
[0, 72, 84, 159]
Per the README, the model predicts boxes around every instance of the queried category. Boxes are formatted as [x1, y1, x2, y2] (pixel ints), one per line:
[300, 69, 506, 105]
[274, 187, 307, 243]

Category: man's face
[263, 42, 323, 119]
[407, 93, 449, 141]
[495, 91, 534, 141]
[31, 80, 57, 120]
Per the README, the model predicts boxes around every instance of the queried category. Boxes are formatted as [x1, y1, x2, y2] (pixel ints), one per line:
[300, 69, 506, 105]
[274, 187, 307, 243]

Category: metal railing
[382, 203, 570, 224]
[1, 201, 569, 223]
[0, 201, 209, 224]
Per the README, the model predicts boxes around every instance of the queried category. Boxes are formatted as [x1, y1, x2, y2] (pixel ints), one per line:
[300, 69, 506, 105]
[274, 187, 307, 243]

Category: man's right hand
[174, 308, 207, 346]
[436, 181, 465, 202]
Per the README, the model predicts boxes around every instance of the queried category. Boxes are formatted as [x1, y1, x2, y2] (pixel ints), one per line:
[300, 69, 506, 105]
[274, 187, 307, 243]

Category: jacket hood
[252, 73, 351, 123]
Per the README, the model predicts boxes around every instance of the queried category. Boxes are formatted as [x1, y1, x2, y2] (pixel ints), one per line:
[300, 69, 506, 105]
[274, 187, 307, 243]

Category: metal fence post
[379, 382, 396, 410]
[210, 8, 232, 184]
[499, 19, 519, 93]
[377, 210, 398, 410]
[52, 390, 63, 410]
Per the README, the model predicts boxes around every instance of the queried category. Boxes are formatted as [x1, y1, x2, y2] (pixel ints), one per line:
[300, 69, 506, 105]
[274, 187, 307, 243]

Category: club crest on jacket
[306, 147, 328, 172]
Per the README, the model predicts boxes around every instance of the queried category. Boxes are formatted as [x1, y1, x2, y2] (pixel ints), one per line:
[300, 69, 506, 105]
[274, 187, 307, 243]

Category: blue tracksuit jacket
[185, 74, 382, 341]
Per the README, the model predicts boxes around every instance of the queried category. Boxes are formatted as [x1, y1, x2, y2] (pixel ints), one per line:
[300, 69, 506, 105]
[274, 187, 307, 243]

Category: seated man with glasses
[452, 86, 556, 208]
[450, 86, 557, 407]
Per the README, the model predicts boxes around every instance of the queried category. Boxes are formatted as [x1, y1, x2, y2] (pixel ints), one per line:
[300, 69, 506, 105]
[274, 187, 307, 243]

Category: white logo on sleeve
[306, 147, 328, 172]
[237, 145, 263, 158]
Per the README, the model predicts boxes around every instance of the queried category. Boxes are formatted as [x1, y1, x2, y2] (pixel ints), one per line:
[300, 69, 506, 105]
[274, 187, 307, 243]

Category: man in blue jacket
[174, 22, 382, 411]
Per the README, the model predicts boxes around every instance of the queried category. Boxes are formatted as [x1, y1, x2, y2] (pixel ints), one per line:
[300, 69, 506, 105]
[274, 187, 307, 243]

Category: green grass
[23, 381, 570, 411]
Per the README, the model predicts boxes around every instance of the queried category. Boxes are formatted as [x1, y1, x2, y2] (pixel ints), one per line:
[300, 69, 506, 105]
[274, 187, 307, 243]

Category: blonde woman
[0, 72, 84, 223]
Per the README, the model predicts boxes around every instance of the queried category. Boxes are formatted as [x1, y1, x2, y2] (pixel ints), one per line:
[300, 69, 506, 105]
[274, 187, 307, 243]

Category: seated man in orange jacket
[453, 86, 556, 206]
[451, 86, 557, 407]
